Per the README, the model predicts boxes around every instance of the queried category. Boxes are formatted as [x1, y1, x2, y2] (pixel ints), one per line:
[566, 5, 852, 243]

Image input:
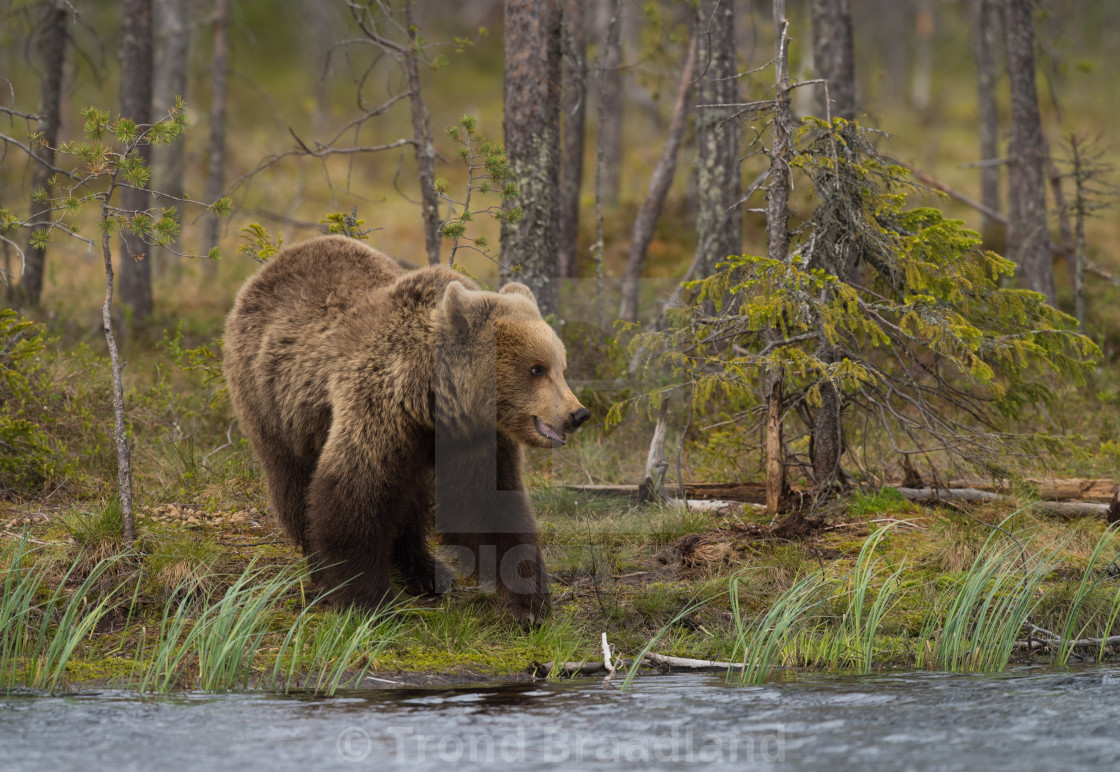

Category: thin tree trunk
[1069, 136, 1088, 330]
[1003, 0, 1056, 303]
[811, 348, 844, 492]
[810, 0, 856, 120]
[21, 0, 68, 307]
[590, 0, 620, 332]
[694, 0, 741, 278]
[119, 0, 154, 327]
[809, 0, 856, 494]
[151, 0, 190, 277]
[202, 0, 229, 262]
[500, 0, 564, 317]
[404, 0, 441, 266]
[973, 0, 1002, 247]
[617, 34, 696, 323]
[557, 0, 587, 279]
[100, 187, 136, 544]
[764, 2, 794, 518]
[596, 0, 623, 208]
[911, 0, 934, 114]
[639, 396, 670, 502]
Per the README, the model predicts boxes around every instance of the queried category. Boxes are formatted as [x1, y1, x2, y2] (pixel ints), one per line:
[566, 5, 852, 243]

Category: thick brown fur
[223, 236, 587, 623]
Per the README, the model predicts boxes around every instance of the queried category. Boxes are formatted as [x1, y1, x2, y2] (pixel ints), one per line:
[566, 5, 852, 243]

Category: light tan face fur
[495, 318, 586, 448]
[440, 281, 587, 447]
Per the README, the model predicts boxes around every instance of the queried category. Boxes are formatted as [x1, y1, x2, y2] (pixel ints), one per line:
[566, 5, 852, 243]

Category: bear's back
[224, 237, 411, 454]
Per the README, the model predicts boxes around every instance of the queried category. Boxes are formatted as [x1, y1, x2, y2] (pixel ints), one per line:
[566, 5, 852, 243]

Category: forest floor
[3, 475, 1120, 692]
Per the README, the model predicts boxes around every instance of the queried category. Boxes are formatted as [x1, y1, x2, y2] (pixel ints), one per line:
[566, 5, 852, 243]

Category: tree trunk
[810, 0, 856, 120]
[119, 0, 155, 327]
[617, 34, 696, 323]
[973, 0, 1002, 248]
[910, 0, 935, 114]
[500, 0, 564, 317]
[100, 189, 136, 545]
[404, 0, 442, 266]
[639, 396, 670, 502]
[151, 0, 190, 276]
[1003, 0, 1056, 303]
[21, 0, 68, 308]
[809, 0, 856, 493]
[694, 0, 741, 278]
[557, 0, 587, 279]
[202, 0, 230, 261]
[596, 0, 623, 208]
[764, 1, 794, 518]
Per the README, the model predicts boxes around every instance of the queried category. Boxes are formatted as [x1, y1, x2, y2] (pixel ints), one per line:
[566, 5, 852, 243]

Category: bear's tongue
[534, 416, 565, 444]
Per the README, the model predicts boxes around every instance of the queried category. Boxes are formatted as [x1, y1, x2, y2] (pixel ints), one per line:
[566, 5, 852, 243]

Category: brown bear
[222, 235, 588, 624]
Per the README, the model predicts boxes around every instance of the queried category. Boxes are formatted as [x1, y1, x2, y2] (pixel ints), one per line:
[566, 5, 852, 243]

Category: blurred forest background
[1, 0, 1119, 514]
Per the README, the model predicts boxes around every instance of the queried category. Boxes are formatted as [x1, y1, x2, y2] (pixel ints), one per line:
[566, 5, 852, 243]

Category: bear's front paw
[503, 590, 551, 627]
[404, 561, 455, 597]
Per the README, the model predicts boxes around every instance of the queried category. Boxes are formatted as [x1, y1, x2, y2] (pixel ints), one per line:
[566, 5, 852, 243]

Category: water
[2, 666, 1119, 771]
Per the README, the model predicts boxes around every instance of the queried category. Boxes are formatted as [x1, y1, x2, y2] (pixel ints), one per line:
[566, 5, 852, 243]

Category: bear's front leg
[494, 531, 550, 625]
[435, 433, 550, 625]
[304, 442, 398, 610]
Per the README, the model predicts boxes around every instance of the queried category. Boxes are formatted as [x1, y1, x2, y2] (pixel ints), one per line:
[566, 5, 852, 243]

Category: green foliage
[321, 207, 373, 240]
[437, 115, 521, 268]
[0, 311, 73, 495]
[238, 223, 284, 263]
[630, 119, 1099, 477]
[4, 97, 215, 265]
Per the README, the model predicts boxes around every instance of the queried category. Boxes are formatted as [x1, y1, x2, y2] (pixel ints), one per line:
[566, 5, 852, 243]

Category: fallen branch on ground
[530, 650, 745, 678]
[896, 487, 1112, 520]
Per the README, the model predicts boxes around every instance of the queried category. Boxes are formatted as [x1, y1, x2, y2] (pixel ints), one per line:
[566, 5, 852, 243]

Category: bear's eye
[529, 365, 546, 377]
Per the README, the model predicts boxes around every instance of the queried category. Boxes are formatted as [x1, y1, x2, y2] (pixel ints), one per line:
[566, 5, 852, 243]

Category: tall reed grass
[0, 536, 124, 692]
[0, 537, 406, 695]
[725, 521, 1120, 683]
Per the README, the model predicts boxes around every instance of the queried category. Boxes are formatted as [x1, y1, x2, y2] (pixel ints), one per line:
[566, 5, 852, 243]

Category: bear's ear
[499, 282, 538, 309]
[441, 280, 473, 332]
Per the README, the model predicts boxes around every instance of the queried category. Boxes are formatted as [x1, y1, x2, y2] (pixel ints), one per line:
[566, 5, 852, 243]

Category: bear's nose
[571, 407, 591, 428]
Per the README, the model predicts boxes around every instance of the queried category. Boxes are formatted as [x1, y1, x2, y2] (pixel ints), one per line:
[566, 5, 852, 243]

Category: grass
[3, 484, 1120, 694]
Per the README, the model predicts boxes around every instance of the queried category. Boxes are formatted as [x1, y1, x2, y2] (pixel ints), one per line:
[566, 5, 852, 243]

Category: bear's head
[439, 280, 589, 448]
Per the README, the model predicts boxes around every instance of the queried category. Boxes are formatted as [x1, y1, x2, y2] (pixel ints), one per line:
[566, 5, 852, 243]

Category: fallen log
[642, 652, 742, 672]
[1014, 633, 1120, 653]
[896, 487, 1111, 519]
[940, 478, 1117, 503]
[529, 651, 745, 678]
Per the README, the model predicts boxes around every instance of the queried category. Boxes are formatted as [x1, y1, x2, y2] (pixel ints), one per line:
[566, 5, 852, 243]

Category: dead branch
[896, 487, 1111, 519]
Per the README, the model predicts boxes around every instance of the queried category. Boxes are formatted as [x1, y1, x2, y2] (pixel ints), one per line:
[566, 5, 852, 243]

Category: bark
[617, 34, 696, 323]
[500, 0, 564, 317]
[694, 0, 742, 278]
[100, 187, 136, 544]
[590, 0, 620, 331]
[811, 350, 844, 492]
[972, 0, 1002, 246]
[1002, 0, 1056, 303]
[557, 0, 587, 279]
[910, 0, 934, 113]
[809, 0, 856, 493]
[119, 0, 155, 327]
[639, 396, 670, 502]
[202, 0, 230, 259]
[151, 0, 190, 274]
[810, 0, 856, 120]
[21, 0, 68, 307]
[764, 2, 794, 518]
[896, 487, 1111, 520]
[404, 0, 442, 266]
[596, 0, 623, 207]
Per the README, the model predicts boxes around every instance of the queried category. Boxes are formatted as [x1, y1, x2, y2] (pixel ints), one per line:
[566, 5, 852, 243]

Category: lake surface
[2, 666, 1119, 771]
